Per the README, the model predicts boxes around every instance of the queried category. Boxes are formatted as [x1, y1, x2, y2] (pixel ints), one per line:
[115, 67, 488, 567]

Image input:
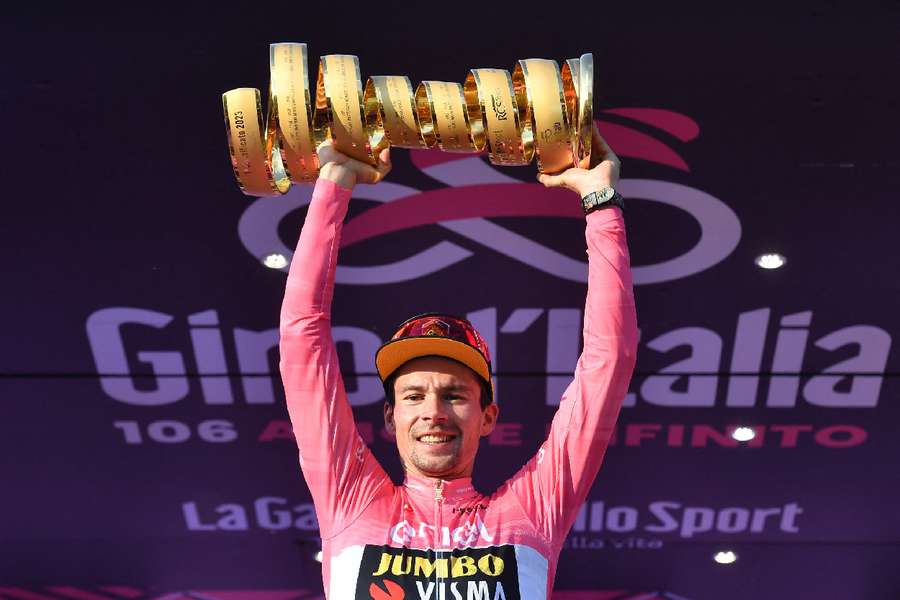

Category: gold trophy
[223, 43, 594, 196]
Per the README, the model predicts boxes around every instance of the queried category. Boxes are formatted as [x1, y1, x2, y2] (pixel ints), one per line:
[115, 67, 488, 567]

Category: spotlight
[314, 550, 323, 563]
[714, 550, 737, 565]
[263, 253, 288, 269]
[731, 427, 756, 442]
[755, 253, 786, 269]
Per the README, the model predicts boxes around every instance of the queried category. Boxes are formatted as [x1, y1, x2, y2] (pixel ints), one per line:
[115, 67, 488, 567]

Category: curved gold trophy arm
[223, 43, 595, 196]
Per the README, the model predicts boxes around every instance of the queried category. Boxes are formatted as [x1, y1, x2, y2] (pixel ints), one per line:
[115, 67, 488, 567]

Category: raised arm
[500, 126, 639, 543]
[278, 144, 392, 539]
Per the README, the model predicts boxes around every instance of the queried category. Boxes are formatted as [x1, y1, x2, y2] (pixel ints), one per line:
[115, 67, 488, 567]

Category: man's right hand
[317, 140, 392, 190]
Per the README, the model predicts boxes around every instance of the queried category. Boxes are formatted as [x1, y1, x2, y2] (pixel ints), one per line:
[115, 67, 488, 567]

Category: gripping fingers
[591, 124, 621, 172]
[359, 148, 392, 184]
[538, 170, 585, 194]
[374, 148, 392, 183]
[316, 140, 347, 166]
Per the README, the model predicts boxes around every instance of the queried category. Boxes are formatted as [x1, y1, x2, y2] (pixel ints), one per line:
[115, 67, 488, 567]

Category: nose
[419, 393, 449, 423]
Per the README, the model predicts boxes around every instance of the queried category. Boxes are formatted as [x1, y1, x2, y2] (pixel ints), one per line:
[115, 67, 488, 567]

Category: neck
[402, 464, 473, 481]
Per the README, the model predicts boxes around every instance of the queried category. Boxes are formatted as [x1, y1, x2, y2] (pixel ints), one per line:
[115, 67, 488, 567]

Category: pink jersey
[280, 178, 638, 600]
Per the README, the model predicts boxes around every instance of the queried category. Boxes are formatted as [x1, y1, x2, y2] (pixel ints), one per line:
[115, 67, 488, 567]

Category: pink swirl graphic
[603, 107, 700, 142]
[237, 107, 738, 285]
[347, 112, 699, 247]
[341, 183, 578, 249]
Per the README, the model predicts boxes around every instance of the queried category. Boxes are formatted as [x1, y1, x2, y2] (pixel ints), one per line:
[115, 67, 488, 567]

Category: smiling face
[384, 356, 498, 480]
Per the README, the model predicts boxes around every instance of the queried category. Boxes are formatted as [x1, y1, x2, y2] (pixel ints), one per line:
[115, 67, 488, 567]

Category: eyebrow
[397, 384, 474, 394]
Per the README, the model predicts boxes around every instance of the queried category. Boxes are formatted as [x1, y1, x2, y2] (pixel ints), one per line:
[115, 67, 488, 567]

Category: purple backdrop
[2, 4, 899, 599]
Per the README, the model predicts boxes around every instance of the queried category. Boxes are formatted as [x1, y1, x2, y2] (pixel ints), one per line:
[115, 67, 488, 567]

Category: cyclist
[280, 126, 638, 599]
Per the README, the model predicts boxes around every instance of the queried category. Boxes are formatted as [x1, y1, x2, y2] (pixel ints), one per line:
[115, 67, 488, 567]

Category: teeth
[420, 435, 453, 443]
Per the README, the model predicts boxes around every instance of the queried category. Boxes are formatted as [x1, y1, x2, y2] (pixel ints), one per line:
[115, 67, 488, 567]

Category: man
[280, 125, 638, 599]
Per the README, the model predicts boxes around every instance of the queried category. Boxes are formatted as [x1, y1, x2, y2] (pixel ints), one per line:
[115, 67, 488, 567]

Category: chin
[411, 455, 460, 477]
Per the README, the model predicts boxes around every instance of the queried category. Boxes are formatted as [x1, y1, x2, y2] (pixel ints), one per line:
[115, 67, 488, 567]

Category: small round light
[755, 253, 786, 269]
[314, 550, 323, 563]
[714, 550, 737, 565]
[263, 253, 288, 269]
[732, 427, 756, 442]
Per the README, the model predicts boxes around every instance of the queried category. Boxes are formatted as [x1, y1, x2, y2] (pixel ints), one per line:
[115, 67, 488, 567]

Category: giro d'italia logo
[237, 108, 740, 286]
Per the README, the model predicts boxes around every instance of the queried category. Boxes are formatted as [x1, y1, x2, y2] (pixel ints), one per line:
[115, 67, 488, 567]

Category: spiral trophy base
[223, 43, 595, 196]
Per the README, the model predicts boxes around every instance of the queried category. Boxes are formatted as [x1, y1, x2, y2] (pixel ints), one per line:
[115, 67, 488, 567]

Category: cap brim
[375, 336, 492, 385]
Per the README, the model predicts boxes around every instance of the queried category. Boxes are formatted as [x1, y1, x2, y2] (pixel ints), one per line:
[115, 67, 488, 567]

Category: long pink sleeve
[279, 178, 390, 540]
[499, 206, 639, 545]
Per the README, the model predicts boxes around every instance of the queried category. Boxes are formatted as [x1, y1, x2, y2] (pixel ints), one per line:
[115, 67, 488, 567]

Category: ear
[479, 403, 499, 437]
[383, 401, 397, 437]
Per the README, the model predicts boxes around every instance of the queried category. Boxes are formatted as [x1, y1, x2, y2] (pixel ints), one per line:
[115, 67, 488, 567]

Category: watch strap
[581, 188, 625, 214]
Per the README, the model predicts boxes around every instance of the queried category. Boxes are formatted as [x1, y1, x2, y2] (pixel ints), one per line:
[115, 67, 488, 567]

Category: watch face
[583, 188, 619, 214]
[599, 187, 615, 202]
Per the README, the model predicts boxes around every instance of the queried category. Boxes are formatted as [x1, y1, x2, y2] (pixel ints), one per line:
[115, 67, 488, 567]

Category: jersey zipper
[434, 478, 445, 596]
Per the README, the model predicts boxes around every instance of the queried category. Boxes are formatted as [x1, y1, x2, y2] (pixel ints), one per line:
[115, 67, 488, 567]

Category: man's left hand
[536, 124, 621, 197]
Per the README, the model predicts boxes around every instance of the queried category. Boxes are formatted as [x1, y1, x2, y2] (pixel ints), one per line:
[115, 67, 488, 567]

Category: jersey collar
[403, 473, 478, 499]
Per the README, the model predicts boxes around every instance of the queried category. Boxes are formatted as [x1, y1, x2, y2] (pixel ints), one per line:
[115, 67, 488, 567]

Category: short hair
[383, 358, 493, 410]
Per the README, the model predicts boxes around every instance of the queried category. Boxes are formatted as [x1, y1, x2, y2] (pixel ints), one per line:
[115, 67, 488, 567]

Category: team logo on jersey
[358, 544, 520, 599]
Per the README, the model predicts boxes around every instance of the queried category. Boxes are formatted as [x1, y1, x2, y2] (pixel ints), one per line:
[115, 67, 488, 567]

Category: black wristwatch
[581, 187, 625, 214]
